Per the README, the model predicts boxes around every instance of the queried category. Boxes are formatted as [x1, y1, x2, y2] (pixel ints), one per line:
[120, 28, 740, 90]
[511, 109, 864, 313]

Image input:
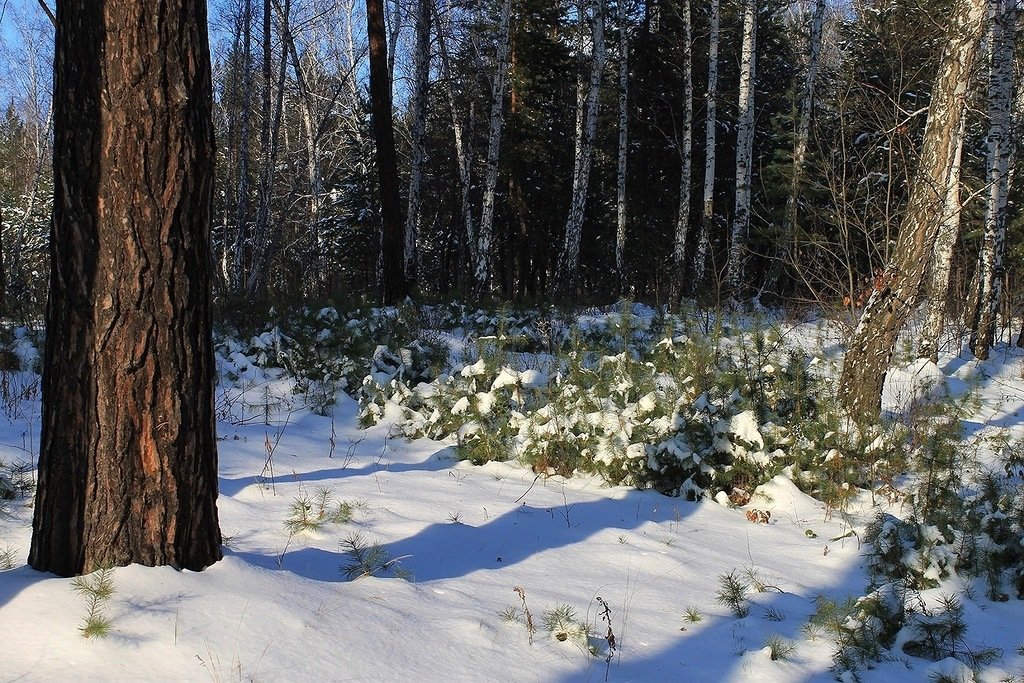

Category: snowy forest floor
[1, 308, 1024, 682]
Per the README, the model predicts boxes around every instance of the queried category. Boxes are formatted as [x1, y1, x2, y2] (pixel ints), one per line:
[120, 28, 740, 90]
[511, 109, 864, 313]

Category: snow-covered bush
[357, 312, 838, 499]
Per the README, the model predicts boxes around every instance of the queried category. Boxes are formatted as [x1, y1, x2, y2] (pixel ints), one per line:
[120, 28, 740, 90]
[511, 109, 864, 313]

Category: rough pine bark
[725, 0, 756, 297]
[968, 0, 1014, 359]
[367, 0, 408, 303]
[694, 0, 720, 292]
[837, 0, 987, 423]
[670, 0, 693, 308]
[30, 0, 222, 576]
[403, 0, 431, 285]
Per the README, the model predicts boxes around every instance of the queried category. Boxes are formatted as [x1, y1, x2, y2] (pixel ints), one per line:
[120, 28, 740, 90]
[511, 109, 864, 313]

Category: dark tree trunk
[837, 0, 986, 424]
[367, 0, 407, 304]
[30, 0, 222, 576]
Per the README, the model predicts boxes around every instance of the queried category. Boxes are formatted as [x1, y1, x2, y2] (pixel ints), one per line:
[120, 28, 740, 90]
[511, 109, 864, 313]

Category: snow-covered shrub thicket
[354, 304, 895, 501]
[824, 416, 1024, 677]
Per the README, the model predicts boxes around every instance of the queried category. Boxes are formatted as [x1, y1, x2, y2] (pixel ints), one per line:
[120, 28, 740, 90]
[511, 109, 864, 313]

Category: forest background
[0, 0, 1019, 336]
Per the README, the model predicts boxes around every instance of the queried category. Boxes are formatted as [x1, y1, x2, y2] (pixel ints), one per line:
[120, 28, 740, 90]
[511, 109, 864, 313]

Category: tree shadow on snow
[218, 445, 458, 497]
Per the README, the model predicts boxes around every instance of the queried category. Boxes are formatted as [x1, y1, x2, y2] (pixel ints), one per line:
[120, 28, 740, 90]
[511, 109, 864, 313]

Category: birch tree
[918, 116, 966, 363]
[694, 0, 720, 290]
[968, 0, 1015, 359]
[557, 0, 607, 295]
[435, 6, 477, 278]
[248, 0, 290, 297]
[475, 0, 513, 293]
[615, 0, 630, 294]
[725, 0, 757, 296]
[404, 0, 432, 284]
[670, 0, 693, 307]
[837, 0, 987, 423]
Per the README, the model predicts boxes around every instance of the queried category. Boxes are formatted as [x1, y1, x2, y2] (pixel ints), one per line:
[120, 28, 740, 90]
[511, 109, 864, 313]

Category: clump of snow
[883, 358, 947, 415]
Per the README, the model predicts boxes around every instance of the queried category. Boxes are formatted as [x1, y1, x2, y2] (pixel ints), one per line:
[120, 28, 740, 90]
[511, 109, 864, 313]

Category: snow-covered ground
[1, 319, 1023, 682]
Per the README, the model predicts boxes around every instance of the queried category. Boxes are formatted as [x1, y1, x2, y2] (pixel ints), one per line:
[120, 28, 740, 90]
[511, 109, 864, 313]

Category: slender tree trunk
[918, 116, 966, 363]
[725, 0, 757, 298]
[969, 0, 1014, 359]
[772, 0, 824, 291]
[367, 0, 408, 303]
[615, 0, 630, 295]
[435, 12, 477, 279]
[557, 0, 607, 296]
[30, 0, 221, 577]
[671, 0, 693, 308]
[387, 0, 401, 87]
[404, 0, 431, 286]
[233, 0, 253, 292]
[248, 0, 290, 298]
[694, 0, 719, 292]
[0, 205, 6, 317]
[837, 0, 986, 423]
[476, 0, 513, 294]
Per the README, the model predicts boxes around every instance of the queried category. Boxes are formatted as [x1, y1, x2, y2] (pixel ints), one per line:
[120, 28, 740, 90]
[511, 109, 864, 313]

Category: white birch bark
[615, 0, 630, 293]
[435, 10, 478, 272]
[694, 0, 720, 290]
[671, 0, 693, 307]
[970, 0, 1014, 359]
[475, 0, 513, 292]
[404, 0, 431, 282]
[918, 115, 966, 363]
[558, 0, 607, 294]
[837, 0, 987, 422]
[725, 0, 757, 296]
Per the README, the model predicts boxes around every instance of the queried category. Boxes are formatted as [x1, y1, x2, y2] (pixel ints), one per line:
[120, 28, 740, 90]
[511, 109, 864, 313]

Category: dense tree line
[0, 0, 1020, 337]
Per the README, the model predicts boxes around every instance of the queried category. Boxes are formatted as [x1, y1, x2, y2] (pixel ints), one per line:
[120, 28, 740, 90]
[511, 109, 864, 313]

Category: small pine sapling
[716, 570, 751, 618]
[71, 567, 116, 639]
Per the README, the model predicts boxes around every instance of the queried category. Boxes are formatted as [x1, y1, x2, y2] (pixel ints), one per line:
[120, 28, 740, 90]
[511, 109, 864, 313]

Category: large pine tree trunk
[614, 0, 630, 295]
[694, 0, 720, 292]
[725, 0, 757, 297]
[969, 0, 1014, 359]
[403, 0, 431, 285]
[837, 0, 987, 423]
[30, 0, 222, 577]
[671, 0, 693, 308]
[367, 0, 408, 303]
[557, 0, 607, 296]
[475, 0, 513, 294]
